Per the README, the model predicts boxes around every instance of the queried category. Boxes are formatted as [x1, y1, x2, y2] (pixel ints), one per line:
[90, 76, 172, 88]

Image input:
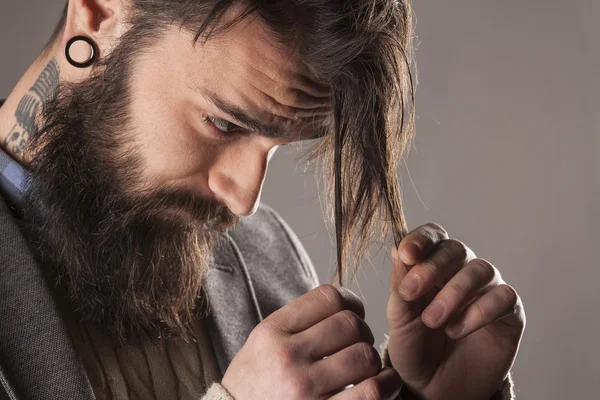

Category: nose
[208, 144, 278, 216]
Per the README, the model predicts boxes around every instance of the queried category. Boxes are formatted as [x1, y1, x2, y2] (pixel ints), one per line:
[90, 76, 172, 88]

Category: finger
[264, 284, 365, 334]
[294, 310, 375, 360]
[394, 222, 449, 266]
[398, 238, 476, 301]
[388, 255, 438, 332]
[328, 367, 403, 400]
[422, 258, 499, 329]
[445, 283, 521, 340]
[309, 342, 381, 395]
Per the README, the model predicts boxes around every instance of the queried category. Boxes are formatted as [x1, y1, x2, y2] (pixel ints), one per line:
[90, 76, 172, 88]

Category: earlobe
[65, 36, 98, 68]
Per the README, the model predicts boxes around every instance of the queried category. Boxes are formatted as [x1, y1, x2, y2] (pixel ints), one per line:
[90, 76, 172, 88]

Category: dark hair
[51, 0, 416, 285]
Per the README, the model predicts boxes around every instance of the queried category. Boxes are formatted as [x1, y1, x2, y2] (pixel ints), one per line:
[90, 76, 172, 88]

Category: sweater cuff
[203, 382, 235, 400]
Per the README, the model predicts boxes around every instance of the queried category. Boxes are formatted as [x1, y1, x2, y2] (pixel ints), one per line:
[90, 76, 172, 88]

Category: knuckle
[362, 378, 385, 400]
[273, 341, 301, 372]
[282, 369, 312, 398]
[338, 310, 374, 344]
[425, 222, 448, 237]
[446, 281, 467, 299]
[356, 342, 381, 371]
[411, 230, 433, 249]
[295, 371, 313, 397]
[422, 258, 440, 275]
[496, 284, 519, 307]
[251, 321, 278, 344]
[520, 302, 527, 328]
[471, 258, 497, 281]
[337, 310, 361, 333]
[285, 337, 306, 360]
[475, 299, 491, 317]
[444, 238, 469, 261]
[316, 284, 345, 309]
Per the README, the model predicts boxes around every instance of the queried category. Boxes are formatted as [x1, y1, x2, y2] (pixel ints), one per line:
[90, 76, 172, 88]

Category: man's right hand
[220, 284, 404, 399]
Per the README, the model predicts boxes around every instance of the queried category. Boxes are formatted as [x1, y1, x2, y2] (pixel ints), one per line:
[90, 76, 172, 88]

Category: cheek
[125, 48, 219, 189]
[128, 98, 218, 187]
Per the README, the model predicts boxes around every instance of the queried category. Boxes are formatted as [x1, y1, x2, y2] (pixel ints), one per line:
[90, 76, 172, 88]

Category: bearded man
[0, 1, 526, 399]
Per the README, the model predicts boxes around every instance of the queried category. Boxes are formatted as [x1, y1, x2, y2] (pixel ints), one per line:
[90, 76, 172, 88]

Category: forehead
[154, 12, 330, 140]
[205, 13, 309, 78]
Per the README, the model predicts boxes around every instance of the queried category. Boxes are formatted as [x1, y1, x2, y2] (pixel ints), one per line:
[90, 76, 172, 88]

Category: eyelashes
[202, 115, 246, 136]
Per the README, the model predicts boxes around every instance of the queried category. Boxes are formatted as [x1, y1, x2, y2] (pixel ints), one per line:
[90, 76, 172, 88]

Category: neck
[0, 44, 63, 164]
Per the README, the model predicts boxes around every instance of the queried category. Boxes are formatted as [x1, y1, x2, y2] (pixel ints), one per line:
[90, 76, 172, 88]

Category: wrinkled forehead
[210, 11, 325, 85]
[212, 12, 313, 77]
[179, 12, 331, 139]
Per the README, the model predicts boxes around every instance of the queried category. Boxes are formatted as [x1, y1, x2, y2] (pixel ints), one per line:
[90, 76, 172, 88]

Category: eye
[202, 116, 245, 134]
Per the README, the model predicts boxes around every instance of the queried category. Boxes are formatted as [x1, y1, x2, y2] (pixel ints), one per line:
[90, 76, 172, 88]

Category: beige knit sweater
[56, 281, 510, 400]
[55, 274, 234, 400]
[64, 319, 511, 400]
[60, 302, 511, 399]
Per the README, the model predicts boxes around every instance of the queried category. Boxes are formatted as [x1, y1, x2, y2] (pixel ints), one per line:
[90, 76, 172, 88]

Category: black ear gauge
[65, 36, 98, 68]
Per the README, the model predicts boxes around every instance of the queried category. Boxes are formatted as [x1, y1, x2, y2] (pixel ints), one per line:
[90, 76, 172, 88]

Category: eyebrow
[192, 86, 286, 139]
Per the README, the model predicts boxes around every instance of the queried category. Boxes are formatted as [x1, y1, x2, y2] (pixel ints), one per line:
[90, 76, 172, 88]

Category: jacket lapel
[202, 233, 264, 379]
[0, 197, 95, 399]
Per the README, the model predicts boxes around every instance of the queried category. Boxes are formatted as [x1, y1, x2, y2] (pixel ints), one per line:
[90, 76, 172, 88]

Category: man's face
[26, 14, 329, 345]
[127, 16, 330, 216]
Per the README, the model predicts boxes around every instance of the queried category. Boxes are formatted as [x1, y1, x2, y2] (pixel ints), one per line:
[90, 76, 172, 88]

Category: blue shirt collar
[0, 99, 29, 212]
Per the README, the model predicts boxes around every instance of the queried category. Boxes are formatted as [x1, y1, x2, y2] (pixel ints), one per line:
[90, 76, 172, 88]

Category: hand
[222, 284, 403, 399]
[386, 223, 526, 400]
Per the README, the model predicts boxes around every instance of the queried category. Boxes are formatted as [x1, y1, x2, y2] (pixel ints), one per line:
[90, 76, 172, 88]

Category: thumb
[386, 246, 440, 385]
[387, 245, 436, 332]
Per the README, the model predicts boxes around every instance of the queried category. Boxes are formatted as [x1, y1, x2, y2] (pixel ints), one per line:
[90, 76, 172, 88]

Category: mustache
[108, 182, 239, 232]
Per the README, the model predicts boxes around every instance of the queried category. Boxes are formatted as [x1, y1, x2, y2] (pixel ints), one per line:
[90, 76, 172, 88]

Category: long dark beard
[22, 41, 239, 346]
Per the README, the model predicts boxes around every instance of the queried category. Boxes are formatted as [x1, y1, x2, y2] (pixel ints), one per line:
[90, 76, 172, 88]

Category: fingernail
[447, 321, 465, 338]
[424, 301, 445, 324]
[400, 275, 420, 298]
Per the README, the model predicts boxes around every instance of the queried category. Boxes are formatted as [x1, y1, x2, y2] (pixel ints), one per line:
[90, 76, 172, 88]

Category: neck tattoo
[4, 59, 60, 157]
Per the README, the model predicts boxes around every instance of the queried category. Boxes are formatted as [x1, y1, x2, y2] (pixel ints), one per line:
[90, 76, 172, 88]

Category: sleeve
[378, 335, 516, 400]
[202, 382, 235, 400]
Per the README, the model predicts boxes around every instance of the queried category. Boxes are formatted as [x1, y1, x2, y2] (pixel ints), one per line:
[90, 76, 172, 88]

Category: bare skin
[0, 17, 92, 159]
[0, 49, 62, 160]
[0, 0, 330, 216]
[221, 285, 404, 399]
[387, 224, 526, 399]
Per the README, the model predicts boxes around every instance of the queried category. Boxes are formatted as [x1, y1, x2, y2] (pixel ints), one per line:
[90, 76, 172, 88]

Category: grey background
[1, 1, 597, 399]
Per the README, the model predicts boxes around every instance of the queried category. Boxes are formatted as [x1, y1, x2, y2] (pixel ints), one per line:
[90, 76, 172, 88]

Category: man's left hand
[386, 223, 526, 400]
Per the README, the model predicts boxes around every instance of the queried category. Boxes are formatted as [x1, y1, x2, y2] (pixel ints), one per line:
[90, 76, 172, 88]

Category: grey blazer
[0, 194, 320, 399]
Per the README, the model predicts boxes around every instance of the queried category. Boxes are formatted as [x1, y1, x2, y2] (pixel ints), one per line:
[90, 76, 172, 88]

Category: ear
[61, 0, 125, 59]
